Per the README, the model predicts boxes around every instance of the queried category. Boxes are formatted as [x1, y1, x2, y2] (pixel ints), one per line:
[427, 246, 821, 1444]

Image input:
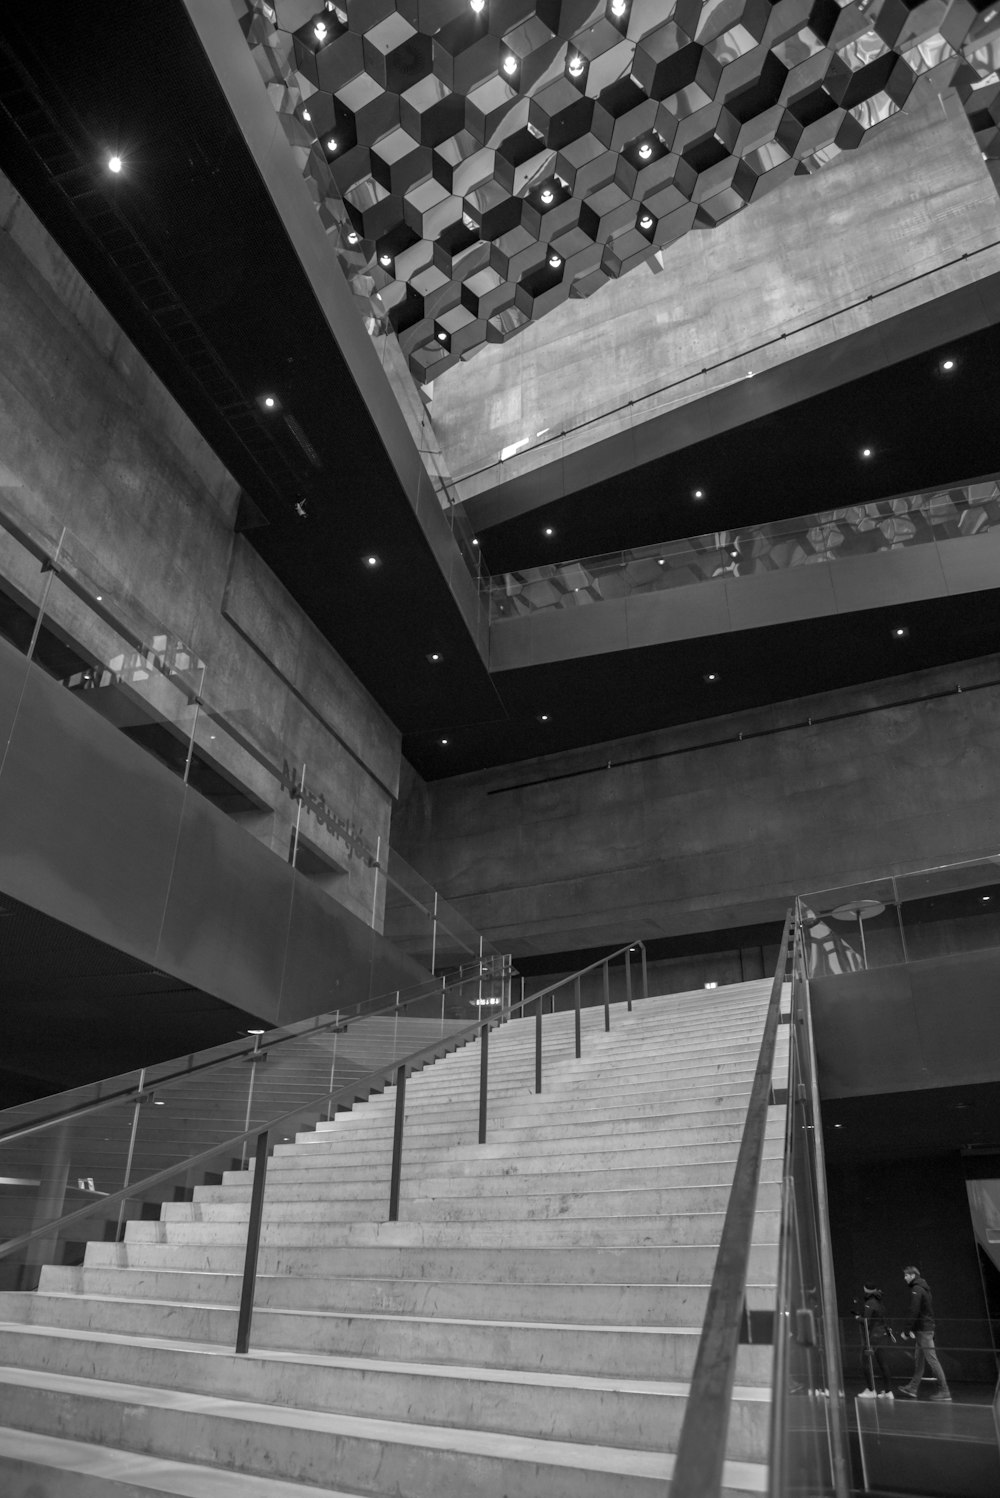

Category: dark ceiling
[1, 1, 998, 784]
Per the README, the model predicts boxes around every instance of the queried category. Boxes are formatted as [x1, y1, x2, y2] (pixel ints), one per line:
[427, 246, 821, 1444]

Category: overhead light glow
[539, 713, 550, 721]
[548, 252, 561, 268]
[942, 358, 955, 370]
[326, 137, 338, 152]
[861, 446, 872, 457]
[379, 252, 392, 267]
[693, 488, 704, 499]
[346, 230, 359, 244]
[502, 54, 518, 76]
[567, 54, 585, 77]
[639, 213, 653, 230]
[704, 980, 718, 989]
[364, 554, 380, 568]
[470, 0, 485, 10]
[610, 0, 628, 15]
[704, 671, 718, 682]
[440, 737, 449, 745]
[428, 652, 442, 662]
[437, 330, 448, 341]
[543, 526, 555, 537]
[302, 109, 311, 122]
[540, 187, 554, 204]
[247, 1028, 265, 1035]
[314, 21, 328, 41]
[263, 395, 276, 408]
[638, 141, 653, 160]
[107, 155, 123, 174]
[471, 538, 479, 546]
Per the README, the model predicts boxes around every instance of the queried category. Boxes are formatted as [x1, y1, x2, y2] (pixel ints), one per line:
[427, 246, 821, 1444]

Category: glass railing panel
[799, 878, 903, 976]
[840, 1315, 999, 1393]
[855, 1386, 1000, 1497]
[894, 857, 1000, 963]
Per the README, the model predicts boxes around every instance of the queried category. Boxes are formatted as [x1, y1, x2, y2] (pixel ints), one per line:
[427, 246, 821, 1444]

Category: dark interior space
[0, 889, 269, 1109]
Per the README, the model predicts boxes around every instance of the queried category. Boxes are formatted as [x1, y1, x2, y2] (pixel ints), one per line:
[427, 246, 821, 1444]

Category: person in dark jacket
[857, 1283, 895, 1398]
[898, 1265, 951, 1401]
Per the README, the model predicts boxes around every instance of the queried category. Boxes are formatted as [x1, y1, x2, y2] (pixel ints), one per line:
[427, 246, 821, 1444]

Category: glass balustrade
[488, 479, 1000, 620]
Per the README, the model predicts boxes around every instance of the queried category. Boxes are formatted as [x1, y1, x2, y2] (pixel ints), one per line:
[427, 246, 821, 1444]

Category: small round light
[247, 1028, 265, 1035]
[638, 141, 653, 160]
[548, 252, 561, 268]
[263, 395, 276, 408]
[428, 652, 442, 662]
[471, 538, 479, 546]
[470, 0, 485, 10]
[364, 554, 380, 568]
[861, 446, 873, 458]
[540, 187, 554, 205]
[610, 0, 627, 14]
[440, 737, 450, 745]
[108, 155, 122, 174]
[567, 54, 585, 77]
[693, 488, 704, 499]
[326, 137, 338, 152]
[942, 358, 955, 371]
[379, 252, 392, 267]
[704, 671, 718, 682]
[539, 713, 550, 722]
[302, 109, 311, 122]
[543, 526, 555, 537]
[983, 895, 991, 902]
[346, 230, 359, 245]
[639, 213, 653, 230]
[314, 21, 328, 40]
[502, 54, 518, 76]
[437, 330, 447, 341]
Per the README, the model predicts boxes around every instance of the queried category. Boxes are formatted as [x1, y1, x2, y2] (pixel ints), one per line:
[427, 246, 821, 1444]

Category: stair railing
[0, 938, 649, 1352]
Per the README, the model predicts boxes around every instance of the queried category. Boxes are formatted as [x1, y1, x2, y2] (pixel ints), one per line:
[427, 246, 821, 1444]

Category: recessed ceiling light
[983, 895, 991, 902]
[892, 626, 908, 639]
[693, 488, 704, 499]
[567, 54, 585, 77]
[540, 187, 554, 204]
[538, 713, 550, 722]
[861, 446, 873, 458]
[543, 526, 555, 537]
[704, 980, 718, 989]
[502, 53, 518, 76]
[263, 395, 276, 408]
[638, 141, 653, 160]
[326, 137, 338, 152]
[548, 252, 561, 268]
[302, 109, 311, 122]
[941, 358, 955, 371]
[470, 0, 485, 10]
[379, 252, 392, 267]
[440, 737, 449, 745]
[746, 369, 754, 378]
[427, 652, 442, 663]
[436, 329, 448, 341]
[364, 554, 380, 569]
[314, 21, 328, 41]
[610, 0, 627, 14]
[639, 213, 654, 230]
[346, 230, 359, 245]
[704, 671, 719, 682]
[471, 538, 479, 546]
[107, 155, 123, 174]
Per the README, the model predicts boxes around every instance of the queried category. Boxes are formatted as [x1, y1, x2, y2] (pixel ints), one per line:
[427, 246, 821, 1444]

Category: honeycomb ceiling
[243, 0, 999, 384]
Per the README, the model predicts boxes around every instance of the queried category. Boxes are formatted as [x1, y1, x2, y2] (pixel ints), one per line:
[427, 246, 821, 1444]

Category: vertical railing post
[625, 947, 633, 1011]
[370, 834, 381, 930]
[235, 1128, 269, 1354]
[388, 1064, 407, 1221]
[430, 890, 438, 974]
[478, 1020, 489, 1144]
[25, 527, 65, 665]
[116, 1067, 146, 1239]
[325, 1017, 339, 1121]
[290, 762, 307, 868]
[240, 1033, 263, 1168]
[535, 993, 543, 1094]
[640, 942, 648, 1001]
[478, 937, 484, 1008]
[574, 973, 581, 1059]
[603, 961, 610, 1031]
[893, 874, 909, 966]
[182, 662, 206, 786]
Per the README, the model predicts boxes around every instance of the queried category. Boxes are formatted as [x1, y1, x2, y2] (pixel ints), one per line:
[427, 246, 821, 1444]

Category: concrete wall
[428, 92, 1000, 519]
[0, 172, 400, 926]
[394, 655, 1000, 958]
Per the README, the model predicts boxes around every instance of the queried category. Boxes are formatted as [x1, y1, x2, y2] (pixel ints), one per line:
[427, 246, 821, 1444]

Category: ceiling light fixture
[941, 358, 955, 371]
[247, 1028, 265, 1036]
[693, 488, 704, 499]
[538, 713, 550, 722]
[314, 21, 328, 41]
[440, 737, 449, 745]
[436, 329, 448, 341]
[263, 395, 276, 408]
[861, 446, 873, 458]
[107, 155, 123, 174]
[540, 186, 554, 204]
[892, 625, 908, 639]
[302, 109, 311, 122]
[364, 554, 380, 568]
[379, 252, 392, 267]
[704, 980, 718, 989]
[638, 141, 653, 160]
[639, 213, 654, 230]
[427, 652, 442, 662]
[567, 53, 585, 77]
[610, 0, 628, 15]
[548, 252, 561, 268]
[502, 53, 518, 76]
[704, 671, 718, 682]
[346, 230, 359, 244]
[543, 526, 555, 536]
[326, 137, 338, 152]
[983, 894, 991, 902]
[470, 0, 486, 10]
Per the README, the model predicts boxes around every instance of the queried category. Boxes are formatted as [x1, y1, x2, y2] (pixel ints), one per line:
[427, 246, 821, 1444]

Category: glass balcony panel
[895, 857, 1000, 962]
[799, 879, 902, 975]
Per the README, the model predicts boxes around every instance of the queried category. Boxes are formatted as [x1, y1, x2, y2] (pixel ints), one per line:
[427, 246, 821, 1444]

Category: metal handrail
[519, 939, 647, 1010]
[0, 960, 488, 1147]
[670, 910, 793, 1498]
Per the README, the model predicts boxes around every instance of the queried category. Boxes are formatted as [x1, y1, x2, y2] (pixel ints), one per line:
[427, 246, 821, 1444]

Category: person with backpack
[856, 1282, 896, 1398]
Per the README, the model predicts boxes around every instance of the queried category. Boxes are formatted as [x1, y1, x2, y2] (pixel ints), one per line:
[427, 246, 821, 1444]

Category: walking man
[898, 1265, 951, 1401]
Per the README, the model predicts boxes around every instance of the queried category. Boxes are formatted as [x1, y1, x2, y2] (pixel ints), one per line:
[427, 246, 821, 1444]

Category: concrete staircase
[0, 979, 787, 1497]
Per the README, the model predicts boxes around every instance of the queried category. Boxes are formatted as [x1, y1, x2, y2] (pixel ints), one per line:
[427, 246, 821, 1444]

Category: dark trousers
[862, 1342, 893, 1393]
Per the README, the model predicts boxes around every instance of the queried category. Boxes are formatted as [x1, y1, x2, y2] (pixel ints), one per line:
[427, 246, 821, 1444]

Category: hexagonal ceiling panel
[239, 0, 1000, 383]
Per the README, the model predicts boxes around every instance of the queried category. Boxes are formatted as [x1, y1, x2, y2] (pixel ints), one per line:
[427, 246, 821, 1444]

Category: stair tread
[0, 1366, 768, 1489]
[0, 1426, 365, 1498]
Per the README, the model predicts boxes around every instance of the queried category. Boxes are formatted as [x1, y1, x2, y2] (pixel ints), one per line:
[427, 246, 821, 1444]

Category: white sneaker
[877, 1391, 894, 1400]
[857, 1389, 877, 1398]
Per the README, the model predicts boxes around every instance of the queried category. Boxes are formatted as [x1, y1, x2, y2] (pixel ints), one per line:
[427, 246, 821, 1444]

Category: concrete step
[165, 1180, 783, 1223]
[0, 1426, 367, 1498]
[0, 1366, 768, 1497]
[198, 1155, 785, 1201]
[309, 1091, 760, 1133]
[0, 1292, 774, 1381]
[80, 1239, 780, 1283]
[37, 1265, 781, 1321]
[0, 1324, 771, 1459]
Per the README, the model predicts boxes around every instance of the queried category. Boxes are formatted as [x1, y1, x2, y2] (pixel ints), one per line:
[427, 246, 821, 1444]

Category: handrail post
[603, 961, 610, 1031]
[640, 942, 648, 1001]
[625, 947, 633, 1011]
[574, 974, 582, 1059]
[116, 1065, 146, 1240]
[535, 993, 543, 1094]
[430, 890, 438, 974]
[235, 1128, 269, 1355]
[388, 1064, 407, 1222]
[478, 1020, 489, 1144]
[440, 972, 446, 1033]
